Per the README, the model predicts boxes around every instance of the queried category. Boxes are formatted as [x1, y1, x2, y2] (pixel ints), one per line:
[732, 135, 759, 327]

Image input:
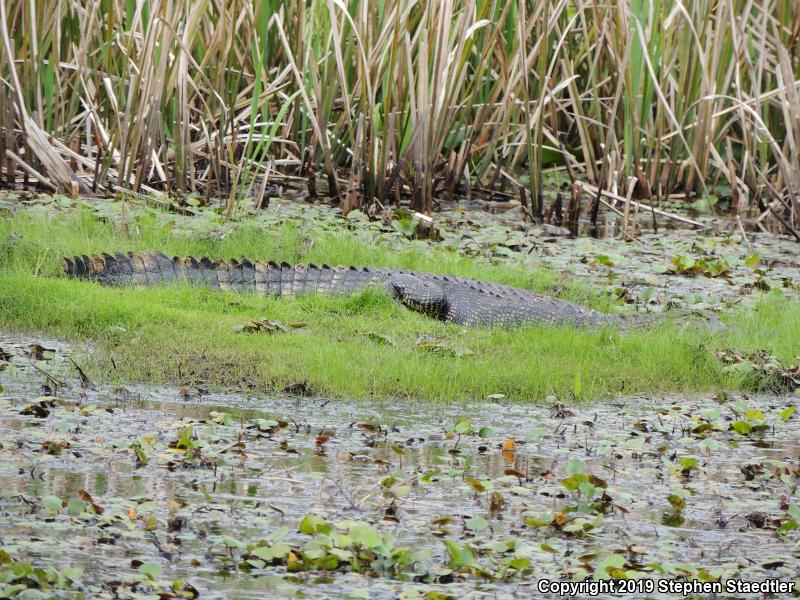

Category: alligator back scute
[253, 261, 267, 293]
[263, 261, 278, 295]
[80, 255, 94, 278]
[328, 265, 345, 294]
[304, 263, 321, 294]
[61, 257, 76, 278]
[317, 264, 334, 294]
[226, 259, 245, 291]
[115, 252, 133, 279]
[85, 255, 100, 279]
[226, 259, 241, 290]
[173, 255, 190, 284]
[171, 255, 185, 283]
[139, 252, 158, 283]
[125, 253, 143, 285]
[239, 259, 256, 292]
[216, 258, 233, 291]
[184, 256, 204, 286]
[354, 266, 373, 290]
[288, 264, 301, 296]
[276, 261, 290, 298]
[157, 252, 179, 282]
[72, 255, 88, 279]
[100, 253, 118, 277]
[293, 264, 307, 295]
[199, 257, 219, 288]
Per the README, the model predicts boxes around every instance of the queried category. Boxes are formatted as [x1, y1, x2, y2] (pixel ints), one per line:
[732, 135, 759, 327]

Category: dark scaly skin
[62, 251, 654, 327]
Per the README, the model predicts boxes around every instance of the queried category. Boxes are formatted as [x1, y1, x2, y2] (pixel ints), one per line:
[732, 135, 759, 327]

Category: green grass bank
[1, 205, 798, 401]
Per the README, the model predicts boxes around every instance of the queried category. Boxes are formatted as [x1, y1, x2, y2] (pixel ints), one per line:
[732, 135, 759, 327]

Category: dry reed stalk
[0, 0, 796, 238]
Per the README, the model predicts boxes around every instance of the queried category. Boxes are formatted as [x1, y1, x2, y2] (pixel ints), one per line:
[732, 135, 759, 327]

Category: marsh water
[1, 332, 798, 599]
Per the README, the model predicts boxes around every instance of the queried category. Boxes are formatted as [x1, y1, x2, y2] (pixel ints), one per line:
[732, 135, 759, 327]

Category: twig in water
[26, 358, 65, 389]
[67, 356, 94, 389]
[737, 216, 754, 254]
[582, 182, 706, 228]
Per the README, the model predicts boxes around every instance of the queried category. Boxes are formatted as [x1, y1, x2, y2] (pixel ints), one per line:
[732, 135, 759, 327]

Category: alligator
[62, 251, 683, 328]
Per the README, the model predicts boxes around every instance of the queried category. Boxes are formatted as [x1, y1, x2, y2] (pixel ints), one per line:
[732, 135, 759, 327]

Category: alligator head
[386, 274, 447, 321]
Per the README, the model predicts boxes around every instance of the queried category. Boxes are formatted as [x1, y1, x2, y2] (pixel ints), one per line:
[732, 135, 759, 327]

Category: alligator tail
[62, 252, 388, 297]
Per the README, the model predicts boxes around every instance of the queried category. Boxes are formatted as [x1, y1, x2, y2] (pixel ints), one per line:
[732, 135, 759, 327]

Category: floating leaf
[42, 496, 62, 514]
[465, 516, 489, 531]
[744, 254, 761, 268]
[299, 514, 330, 535]
[731, 421, 752, 435]
[137, 561, 162, 581]
[689, 194, 718, 213]
[667, 494, 686, 511]
[349, 523, 382, 549]
[593, 255, 615, 267]
[524, 427, 547, 442]
[453, 418, 472, 435]
[464, 477, 486, 493]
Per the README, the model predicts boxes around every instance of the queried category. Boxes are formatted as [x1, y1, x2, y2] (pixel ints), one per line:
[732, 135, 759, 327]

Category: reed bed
[1, 0, 798, 235]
